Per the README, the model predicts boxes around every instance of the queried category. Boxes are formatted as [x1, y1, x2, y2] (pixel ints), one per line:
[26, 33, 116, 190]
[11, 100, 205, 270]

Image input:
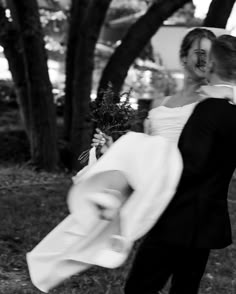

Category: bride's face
[184, 37, 212, 80]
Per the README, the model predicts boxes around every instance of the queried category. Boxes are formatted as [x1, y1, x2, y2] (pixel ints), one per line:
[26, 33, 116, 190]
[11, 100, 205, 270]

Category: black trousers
[124, 241, 210, 294]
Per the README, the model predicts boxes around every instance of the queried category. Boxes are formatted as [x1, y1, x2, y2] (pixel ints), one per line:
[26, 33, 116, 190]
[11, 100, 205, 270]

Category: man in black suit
[124, 35, 236, 294]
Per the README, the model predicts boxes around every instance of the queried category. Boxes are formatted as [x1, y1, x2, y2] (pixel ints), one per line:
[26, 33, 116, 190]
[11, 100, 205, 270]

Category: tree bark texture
[70, 0, 112, 170]
[63, 0, 91, 140]
[11, 0, 58, 171]
[0, 4, 31, 136]
[203, 0, 235, 28]
[97, 0, 190, 100]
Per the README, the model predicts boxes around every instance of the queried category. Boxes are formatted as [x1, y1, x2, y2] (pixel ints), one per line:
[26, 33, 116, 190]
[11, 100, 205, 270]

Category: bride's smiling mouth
[196, 65, 206, 72]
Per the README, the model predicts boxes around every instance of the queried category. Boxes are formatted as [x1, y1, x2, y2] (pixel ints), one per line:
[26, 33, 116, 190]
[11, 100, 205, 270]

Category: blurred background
[0, 2, 236, 294]
[0, 0, 236, 170]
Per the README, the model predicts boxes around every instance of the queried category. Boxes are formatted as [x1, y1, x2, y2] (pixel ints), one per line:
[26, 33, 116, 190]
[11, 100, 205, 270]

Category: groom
[124, 35, 236, 294]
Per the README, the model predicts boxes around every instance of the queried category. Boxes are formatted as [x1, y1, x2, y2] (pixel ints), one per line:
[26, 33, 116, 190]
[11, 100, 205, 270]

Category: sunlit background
[0, 0, 236, 101]
[194, 0, 236, 35]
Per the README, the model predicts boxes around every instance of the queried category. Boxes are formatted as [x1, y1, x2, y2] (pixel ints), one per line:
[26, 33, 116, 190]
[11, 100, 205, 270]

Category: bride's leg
[88, 170, 133, 220]
[68, 170, 133, 224]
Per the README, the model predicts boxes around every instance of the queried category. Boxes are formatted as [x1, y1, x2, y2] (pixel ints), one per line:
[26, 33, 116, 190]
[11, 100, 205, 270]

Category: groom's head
[207, 35, 236, 83]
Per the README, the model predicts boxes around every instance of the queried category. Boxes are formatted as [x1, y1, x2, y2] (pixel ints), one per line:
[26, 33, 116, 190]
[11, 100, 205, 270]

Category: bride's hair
[210, 35, 236, 81]
[179, 28, 216, 60]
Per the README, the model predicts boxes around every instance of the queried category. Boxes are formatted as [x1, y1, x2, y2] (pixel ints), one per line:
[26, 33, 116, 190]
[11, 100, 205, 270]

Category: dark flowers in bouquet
[90, 85, 138, 142]
[78, 86, 138, 163]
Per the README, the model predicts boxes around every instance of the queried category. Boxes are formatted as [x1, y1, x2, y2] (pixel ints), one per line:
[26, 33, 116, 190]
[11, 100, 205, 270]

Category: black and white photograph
[0, 0, 236, 293]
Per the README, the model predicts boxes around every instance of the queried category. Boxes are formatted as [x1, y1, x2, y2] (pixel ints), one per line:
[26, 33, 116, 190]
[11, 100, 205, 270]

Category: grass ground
[0, 166, 235, 294]
[0, 105, 235, 294]
[0, 166, 132, 294]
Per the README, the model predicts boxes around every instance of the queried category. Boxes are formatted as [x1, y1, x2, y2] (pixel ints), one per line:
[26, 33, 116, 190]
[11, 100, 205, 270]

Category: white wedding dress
[26, 101, 197, 293]
[146, 102, 198, 143]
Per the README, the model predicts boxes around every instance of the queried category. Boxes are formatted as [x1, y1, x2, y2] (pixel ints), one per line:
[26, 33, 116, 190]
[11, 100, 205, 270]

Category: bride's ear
[207, 60, 215, 74]
[181, 56, 187, 67]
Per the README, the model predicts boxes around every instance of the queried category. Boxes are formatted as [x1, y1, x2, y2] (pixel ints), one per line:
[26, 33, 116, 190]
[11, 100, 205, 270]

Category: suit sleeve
[178, 100, 218, 178]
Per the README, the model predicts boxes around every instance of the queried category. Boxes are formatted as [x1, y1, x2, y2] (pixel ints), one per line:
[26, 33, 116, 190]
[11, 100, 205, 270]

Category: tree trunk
[203, 0, 235, 28]
[11, 0, 58, 171]
[63, 0, 91, 141]
[97, 0, 190, 100]
[0, 5, 31, 136]
[70, 0, 112, 170]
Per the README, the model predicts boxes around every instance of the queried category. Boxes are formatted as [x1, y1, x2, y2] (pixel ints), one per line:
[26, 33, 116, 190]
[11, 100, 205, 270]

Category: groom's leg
[124, 241, 175, 294]
[169, 248, 210, 294]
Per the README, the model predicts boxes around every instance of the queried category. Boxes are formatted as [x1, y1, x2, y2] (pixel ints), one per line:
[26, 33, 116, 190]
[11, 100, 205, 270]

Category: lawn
[0, 103, 235, 294]
[0, 165, 235, 294]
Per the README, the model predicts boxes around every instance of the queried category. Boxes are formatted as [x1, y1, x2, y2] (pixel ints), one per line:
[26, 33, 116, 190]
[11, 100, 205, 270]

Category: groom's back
[145, 98, 236, 249]
[176, 98, 236, 248]
[145, 34, 236, 249]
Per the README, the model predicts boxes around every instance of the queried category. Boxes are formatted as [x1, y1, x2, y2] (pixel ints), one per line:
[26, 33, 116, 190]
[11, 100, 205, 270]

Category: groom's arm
[178, 99, 219, 178]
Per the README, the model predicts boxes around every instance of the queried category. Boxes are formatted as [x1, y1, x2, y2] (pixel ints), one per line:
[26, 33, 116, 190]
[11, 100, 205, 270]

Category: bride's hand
[91, 128, 114, 154]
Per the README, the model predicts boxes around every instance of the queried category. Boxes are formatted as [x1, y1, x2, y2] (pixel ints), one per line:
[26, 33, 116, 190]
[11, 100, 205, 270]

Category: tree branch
[97, 0, 190, 99]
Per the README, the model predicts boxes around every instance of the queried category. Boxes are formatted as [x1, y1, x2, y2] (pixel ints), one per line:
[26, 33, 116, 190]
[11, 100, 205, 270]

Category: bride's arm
[143, 117, 151, 134]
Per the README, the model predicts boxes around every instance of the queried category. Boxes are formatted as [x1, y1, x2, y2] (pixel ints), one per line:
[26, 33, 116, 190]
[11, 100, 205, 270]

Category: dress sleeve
[178, 100, 218, 178]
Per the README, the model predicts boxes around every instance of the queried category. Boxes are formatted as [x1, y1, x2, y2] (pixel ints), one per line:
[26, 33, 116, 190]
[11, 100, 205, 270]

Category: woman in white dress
[92, 27, 217, 148]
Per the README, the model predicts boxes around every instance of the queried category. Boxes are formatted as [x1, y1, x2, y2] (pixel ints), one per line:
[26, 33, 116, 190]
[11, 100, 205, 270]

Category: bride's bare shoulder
[161, 95, 178, 106]
[161, 96, 172, 106]
[161, 93, 182, 107]
[150, 96, 173, 109]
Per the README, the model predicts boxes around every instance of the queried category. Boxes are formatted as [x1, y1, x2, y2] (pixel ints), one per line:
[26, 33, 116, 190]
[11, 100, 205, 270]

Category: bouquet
[79, 85, 138, 164]
[90, 85, 137, 141]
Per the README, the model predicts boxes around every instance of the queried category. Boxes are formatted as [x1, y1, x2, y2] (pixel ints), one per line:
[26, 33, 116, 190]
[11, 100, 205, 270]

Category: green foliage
[125, 58, 177, 101]
[90, 85, 137, 141]
[39, 8, 68, 58]
[0, 80, 16, 105]
[165, 2, 202, 26]
[106, 0, 147, 21]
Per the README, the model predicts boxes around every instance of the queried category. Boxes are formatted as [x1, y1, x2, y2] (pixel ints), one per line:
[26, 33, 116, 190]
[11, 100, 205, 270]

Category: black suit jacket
[146, 98, 236, 249]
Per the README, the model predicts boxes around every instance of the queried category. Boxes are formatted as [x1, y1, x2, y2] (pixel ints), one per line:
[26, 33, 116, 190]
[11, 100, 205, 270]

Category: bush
[106, 0, 147, 21]
[0, 80, 17, 109]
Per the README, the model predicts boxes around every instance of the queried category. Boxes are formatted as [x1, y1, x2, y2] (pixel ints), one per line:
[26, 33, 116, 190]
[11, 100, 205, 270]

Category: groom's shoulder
[191, 98, 236, 128]
[195, 98, 236, 115]
[197, 97, 232, 107]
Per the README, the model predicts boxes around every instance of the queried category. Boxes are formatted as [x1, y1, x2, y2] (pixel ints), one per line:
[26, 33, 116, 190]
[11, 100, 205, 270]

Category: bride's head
[180, 28, 216, 82]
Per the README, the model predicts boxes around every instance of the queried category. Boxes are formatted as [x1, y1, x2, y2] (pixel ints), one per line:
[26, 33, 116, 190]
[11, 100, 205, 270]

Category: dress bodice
[146, 102, 198, 144]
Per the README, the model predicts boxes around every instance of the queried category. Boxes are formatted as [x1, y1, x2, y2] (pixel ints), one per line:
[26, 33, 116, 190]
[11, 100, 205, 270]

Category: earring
[181, 61, 187, 68]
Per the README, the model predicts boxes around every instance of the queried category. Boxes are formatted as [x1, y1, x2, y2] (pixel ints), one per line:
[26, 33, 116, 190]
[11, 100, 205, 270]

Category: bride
[92, 27, 234, 149]
[92, 27, 217, 149]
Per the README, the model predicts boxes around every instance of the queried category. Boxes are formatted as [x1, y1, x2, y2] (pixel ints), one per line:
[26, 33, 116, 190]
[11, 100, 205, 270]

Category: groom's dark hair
[210, 35, 236, 81]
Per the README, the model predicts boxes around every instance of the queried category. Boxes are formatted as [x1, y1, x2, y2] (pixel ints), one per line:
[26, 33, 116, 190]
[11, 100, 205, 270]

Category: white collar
[212, 84, 236, 104]
[198, 84, 236, 105]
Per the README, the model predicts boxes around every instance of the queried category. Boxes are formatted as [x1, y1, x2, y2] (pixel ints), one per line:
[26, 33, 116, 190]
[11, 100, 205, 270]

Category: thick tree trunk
[0, 5, 31, 136]
[11, 0, 58, 171]
[70, 0, 112, 170]
[97, 0, 190, 99]
[63, 0, 91, 140]
[203, 0, 235, 28]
